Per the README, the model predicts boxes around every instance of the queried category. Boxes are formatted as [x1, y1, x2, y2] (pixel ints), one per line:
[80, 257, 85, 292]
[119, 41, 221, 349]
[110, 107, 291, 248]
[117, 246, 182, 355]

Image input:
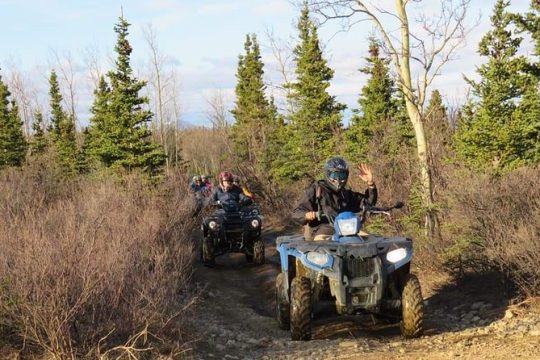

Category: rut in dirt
[193, 230, 281, 318]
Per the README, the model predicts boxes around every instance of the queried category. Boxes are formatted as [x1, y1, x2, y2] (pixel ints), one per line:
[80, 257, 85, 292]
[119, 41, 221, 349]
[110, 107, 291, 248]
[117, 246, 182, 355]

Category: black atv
[200, 199, 264, 267]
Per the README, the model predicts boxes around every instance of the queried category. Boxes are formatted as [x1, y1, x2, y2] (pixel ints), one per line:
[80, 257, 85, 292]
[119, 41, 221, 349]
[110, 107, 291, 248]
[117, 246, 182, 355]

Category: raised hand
[357, 163, 374, 184]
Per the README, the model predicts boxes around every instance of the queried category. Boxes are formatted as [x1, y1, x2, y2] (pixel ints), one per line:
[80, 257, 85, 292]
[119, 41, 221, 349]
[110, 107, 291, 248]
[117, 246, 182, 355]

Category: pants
[304, 224, 334, 241]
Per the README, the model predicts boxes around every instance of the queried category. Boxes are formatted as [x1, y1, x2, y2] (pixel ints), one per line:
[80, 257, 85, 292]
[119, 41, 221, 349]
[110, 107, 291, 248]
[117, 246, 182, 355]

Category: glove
[305, 211, 318, 221]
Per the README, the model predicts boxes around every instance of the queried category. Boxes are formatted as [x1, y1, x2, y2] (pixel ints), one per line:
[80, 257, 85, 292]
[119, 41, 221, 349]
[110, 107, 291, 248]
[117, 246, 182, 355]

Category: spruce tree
[0, 75, 27, 168]
[231, 34, 278, 172]
[274, 4, 345, 180]
[454, 0, 533, 171]
[49, 70, 64, 136]
[30, 110, 47, 155]
[511, 2, 540, 164]
[425, 90, 451, 147]
[424, 90, 452, 185]
[48, 70, 78, 176]
[345, 38, 395, 161]
[77, 127, 93, 173]
[88, 76, 116, 166]
[88, 16, 165, 174]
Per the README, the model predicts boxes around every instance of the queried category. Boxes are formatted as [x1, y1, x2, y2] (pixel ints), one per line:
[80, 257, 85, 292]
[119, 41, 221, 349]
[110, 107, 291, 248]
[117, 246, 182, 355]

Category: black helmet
[324, 156, 349, 191]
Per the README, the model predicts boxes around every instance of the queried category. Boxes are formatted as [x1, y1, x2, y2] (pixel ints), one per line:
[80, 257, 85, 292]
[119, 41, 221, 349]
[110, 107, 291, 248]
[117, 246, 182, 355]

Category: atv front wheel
[202, 236, 215, 267]
[253, 240, 265, 265]
[275, 273, 290, 330]
[400, 274, 424, 338]
[290, 277, 312, 341]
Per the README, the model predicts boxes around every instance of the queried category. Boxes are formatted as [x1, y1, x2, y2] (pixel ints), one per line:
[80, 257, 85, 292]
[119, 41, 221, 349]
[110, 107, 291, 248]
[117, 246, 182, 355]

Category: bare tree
[143, 24, 166, 156]
[2, 62, 40, 136]
[205, 90, 231, 131]
[82, 44, 104, 90]
[170, 69, 183, 167]
[144, 23, 180, 172]
[264, 27, 296, 114]
[309, 0, 476, 238]
[49, 49, 79, 128]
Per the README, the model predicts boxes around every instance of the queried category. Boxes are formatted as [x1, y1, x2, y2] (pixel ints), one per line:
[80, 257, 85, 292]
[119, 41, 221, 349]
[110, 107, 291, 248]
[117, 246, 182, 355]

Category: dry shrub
[180, 127, 230, 174]
[0, 166, 199, 359]
[441, 166, 540, 296]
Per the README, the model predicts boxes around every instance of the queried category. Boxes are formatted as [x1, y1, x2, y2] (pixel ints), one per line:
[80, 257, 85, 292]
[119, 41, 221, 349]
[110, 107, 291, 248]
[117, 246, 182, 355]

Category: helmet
[201, 175, 207, 181]
[193, 175, 202, 182]
[219, 171, 234, 183]
[218, 171, 234, 191]
[324, 156, 349, 191]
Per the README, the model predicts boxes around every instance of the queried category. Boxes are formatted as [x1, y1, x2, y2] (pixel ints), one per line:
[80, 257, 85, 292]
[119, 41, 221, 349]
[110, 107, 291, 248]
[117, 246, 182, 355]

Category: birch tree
[143, 24, 169, 171]
[308, 0, 474, 238]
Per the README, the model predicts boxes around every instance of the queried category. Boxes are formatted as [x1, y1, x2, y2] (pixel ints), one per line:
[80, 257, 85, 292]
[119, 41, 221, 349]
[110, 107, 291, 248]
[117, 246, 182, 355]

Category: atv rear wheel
[400, 273, 424, 338]
[253, 239, 265, 265]
[202, 236, 215, 267]
[275, 273, 290, 330]
[290, 277, 312, 341]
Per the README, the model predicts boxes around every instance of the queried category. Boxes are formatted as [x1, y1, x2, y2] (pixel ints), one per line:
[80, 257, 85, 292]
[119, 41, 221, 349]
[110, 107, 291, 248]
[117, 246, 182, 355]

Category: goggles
[329, 171, 348, 181]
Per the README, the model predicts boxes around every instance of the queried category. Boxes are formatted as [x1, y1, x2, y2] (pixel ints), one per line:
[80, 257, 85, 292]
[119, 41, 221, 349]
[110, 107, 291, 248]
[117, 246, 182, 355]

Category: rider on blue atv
[292, 157, 378, 240]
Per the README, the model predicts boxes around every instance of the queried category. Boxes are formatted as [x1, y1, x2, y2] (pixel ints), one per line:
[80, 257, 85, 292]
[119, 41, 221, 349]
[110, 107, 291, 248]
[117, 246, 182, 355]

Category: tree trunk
[396, 0, 438, 240]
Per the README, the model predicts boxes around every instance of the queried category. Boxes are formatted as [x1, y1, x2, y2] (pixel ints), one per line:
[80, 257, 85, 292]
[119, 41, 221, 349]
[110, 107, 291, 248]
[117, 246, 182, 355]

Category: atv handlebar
[363, 201, 404, 215]
[314, 201, 404, 226]
[213, 199, 252, 209]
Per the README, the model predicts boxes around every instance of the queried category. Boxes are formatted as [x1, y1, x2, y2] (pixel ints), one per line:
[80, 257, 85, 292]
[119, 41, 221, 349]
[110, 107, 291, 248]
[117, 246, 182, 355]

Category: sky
[0, 0, 532, 127]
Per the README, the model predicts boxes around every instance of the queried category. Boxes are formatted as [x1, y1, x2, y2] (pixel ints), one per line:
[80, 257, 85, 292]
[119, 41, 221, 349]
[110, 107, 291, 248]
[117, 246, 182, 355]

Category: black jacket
[292, 180, 377, 227]
[211, 185, 253, 206]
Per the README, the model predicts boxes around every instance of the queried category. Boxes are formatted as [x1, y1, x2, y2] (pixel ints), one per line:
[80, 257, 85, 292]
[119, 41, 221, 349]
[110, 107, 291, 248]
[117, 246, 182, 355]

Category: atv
[201, 199, 264, 267]
[275, 203, 424, 341]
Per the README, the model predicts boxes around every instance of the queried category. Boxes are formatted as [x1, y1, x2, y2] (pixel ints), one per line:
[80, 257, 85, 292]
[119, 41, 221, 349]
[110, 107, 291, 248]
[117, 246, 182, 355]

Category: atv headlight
[335, 214, 359, 236]
[306, 252, 333, 268]
[208, 220, 218, 230]
[250, 219, 260, 228]
[386, 248, 407, 263]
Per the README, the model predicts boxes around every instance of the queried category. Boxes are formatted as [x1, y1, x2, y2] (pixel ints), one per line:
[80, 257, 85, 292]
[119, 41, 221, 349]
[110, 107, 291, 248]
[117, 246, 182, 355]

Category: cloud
[145, 0, 182, 11]
[197, 1, 243, 15]
[253, 0, 292, 15]
[145, 8, 192, 32]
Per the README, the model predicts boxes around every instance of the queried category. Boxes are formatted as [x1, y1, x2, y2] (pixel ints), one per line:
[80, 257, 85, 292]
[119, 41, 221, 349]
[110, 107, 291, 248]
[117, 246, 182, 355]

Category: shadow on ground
[423, 270, 512, 335]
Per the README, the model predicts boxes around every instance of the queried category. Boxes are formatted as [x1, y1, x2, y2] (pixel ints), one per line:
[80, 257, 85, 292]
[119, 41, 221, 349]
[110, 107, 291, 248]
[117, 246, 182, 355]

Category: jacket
[211, 185, 253, 206]
[292, 180, 377, 227]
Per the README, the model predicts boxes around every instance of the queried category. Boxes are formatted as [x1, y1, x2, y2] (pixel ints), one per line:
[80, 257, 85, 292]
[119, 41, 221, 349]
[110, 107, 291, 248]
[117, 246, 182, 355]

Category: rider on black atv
[292, 157, 377, 240]
[212, 171, 253, 207]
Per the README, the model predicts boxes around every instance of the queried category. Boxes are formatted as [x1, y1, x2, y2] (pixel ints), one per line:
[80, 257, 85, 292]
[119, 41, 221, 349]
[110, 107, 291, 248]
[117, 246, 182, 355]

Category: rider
[190, 175, 206, 193]
[292, 157, 377, 241]
[212, 171, 253, 206]
[233, 174, 254, 199]
[201, 175, 213, 191]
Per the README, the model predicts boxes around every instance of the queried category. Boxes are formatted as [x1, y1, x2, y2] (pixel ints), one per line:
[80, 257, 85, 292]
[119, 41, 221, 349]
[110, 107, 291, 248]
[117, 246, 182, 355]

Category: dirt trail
[186, 230, 540, 360]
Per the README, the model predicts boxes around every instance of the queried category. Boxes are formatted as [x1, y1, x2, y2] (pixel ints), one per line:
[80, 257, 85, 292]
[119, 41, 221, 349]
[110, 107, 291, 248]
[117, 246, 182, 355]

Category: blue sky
[0, 0, 532, 127]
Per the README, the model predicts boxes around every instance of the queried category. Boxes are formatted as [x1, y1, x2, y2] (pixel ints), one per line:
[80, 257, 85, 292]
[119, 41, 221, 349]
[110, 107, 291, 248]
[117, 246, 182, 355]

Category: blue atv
[275, 203, 424, 341]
